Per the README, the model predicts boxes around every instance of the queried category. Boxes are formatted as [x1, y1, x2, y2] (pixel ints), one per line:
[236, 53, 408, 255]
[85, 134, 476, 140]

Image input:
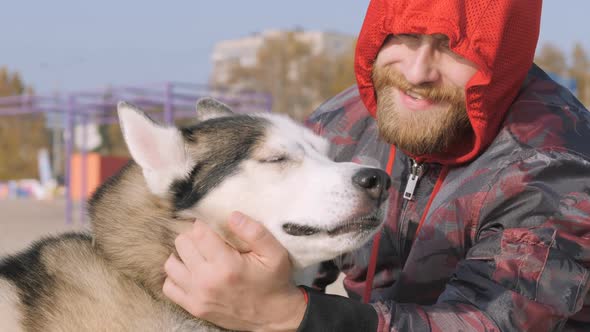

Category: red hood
[355, 0, 542, 165]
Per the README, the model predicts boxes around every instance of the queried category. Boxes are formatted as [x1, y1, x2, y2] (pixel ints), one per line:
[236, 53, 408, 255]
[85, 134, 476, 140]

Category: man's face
[372, 34, 479, 155]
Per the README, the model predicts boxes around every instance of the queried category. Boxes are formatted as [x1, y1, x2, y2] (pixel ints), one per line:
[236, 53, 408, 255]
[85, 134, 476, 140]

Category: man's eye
[393, 34, 422, 46]
[398, 34, 420, 40]
[439, 40, 451, 50]
[261, 155, 288, 163]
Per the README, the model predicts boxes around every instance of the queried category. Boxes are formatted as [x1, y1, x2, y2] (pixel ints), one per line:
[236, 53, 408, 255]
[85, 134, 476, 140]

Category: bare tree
[535, 43, 568, 76]
[225, 33, 357, 121]
[570, 43, 590, 106]
[0, 67, 47, 180]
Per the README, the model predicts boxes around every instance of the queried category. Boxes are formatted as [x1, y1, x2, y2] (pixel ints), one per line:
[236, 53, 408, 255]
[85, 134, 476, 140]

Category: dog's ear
[195, 97, 234, 122]
[117, 102, 192, 196]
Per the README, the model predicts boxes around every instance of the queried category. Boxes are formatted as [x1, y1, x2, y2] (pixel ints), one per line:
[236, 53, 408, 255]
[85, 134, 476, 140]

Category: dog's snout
[352, 168, 391, 204]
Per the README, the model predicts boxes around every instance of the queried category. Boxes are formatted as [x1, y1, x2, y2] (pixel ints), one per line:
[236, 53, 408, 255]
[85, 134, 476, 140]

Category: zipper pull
[403, 160, 424, 200]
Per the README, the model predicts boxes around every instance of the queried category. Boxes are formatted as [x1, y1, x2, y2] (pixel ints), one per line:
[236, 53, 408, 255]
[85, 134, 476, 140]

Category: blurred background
[1, 0, 589, 257]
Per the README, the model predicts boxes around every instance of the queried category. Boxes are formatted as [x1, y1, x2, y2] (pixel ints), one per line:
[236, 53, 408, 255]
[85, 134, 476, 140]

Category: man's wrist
[295, 286, 379, 332]
[255, 286, 307, 332]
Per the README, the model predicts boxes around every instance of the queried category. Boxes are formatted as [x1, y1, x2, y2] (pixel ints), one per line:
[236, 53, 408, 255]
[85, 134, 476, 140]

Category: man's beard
[372, 65, 471, 156]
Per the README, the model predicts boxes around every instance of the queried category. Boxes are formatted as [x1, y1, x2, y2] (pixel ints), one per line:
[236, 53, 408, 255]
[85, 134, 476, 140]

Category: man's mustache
[373, 65, 465, 105]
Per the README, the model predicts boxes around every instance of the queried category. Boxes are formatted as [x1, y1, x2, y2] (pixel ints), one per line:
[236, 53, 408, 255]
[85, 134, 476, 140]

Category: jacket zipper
[403, 159, 425, 200]
[398, 158, 426, 260]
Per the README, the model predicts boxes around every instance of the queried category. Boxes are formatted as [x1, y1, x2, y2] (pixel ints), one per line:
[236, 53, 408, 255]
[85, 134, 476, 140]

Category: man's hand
[163, 212, 307, 332]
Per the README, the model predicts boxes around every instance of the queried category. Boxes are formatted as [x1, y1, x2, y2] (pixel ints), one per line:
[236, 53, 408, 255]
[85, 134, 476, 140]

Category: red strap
[362, 150, 449, 304]
[298, 286, 309, 304]
[415, 166, 449, 236]
[363, 231, 382, 303]
[363, 145, 396, 303]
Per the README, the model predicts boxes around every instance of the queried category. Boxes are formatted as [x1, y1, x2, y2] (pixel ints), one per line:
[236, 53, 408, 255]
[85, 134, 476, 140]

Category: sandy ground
[0, 199, 90, 256]
[0, 199, 347, 296]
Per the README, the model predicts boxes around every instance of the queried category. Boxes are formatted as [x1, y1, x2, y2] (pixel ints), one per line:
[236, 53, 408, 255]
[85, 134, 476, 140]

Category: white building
[210, 29, 355, 86]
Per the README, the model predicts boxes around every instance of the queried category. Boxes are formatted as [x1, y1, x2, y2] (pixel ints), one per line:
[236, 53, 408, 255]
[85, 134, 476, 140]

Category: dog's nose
[352, 168, 391, 204]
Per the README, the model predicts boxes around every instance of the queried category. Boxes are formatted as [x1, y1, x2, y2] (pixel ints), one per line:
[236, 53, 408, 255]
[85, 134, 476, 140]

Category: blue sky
[1, 0, 588, 94]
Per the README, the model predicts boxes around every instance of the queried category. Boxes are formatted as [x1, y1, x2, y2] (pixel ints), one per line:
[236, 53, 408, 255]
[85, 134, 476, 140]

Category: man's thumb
[228, 211, 280, 255]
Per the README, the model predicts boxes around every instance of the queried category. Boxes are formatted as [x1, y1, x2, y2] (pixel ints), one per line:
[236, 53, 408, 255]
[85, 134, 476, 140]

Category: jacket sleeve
[298, 151, 590, 332]
[445, 151, 590, 331]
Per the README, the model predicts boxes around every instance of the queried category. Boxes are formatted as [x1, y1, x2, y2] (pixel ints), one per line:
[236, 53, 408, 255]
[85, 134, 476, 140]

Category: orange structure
[70, 153, 129, 200]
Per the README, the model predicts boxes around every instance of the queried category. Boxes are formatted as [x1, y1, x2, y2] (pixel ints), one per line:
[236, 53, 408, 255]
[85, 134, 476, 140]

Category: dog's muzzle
[282, 212, 383, 237]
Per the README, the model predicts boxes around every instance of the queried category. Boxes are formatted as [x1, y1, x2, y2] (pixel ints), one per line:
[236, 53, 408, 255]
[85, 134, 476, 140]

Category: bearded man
[164, 1, 590, 331]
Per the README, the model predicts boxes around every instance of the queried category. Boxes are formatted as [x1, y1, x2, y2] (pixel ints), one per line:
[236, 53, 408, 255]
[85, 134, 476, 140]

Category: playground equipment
[0, 82, 272, 224]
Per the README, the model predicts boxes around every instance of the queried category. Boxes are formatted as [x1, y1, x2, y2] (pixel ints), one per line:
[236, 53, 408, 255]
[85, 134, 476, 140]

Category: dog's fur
[0, 98, 390, 331]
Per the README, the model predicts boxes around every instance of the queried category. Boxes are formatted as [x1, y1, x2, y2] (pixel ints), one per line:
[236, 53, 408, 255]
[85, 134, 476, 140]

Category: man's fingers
[227, 212, 283, 258]
[162, 277, 188, 307]
[191, 221, 236, 262]
[164, 254, 192, 291]
[175, 232, 206, 268]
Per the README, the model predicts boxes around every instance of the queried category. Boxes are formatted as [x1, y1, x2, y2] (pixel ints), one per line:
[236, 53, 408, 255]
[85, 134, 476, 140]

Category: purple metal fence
[0, 82, 272, 224]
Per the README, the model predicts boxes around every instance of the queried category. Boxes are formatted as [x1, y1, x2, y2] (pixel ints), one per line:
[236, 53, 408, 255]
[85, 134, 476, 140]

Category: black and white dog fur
[0, 98, 390, 331]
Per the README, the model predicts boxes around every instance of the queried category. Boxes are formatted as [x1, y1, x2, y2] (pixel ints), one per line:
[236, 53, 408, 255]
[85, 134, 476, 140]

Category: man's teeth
[406, 90, 424, 100]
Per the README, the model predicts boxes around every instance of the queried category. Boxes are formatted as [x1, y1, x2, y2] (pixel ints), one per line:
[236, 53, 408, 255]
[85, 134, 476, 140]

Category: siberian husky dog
[0, 98, 390, 331]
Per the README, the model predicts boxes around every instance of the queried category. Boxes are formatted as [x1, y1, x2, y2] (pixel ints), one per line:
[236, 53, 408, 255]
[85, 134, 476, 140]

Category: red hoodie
[355, 0, 542, 165]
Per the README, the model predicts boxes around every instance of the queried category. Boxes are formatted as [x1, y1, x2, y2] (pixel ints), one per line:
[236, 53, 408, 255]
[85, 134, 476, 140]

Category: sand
[0, 199, 89, 255]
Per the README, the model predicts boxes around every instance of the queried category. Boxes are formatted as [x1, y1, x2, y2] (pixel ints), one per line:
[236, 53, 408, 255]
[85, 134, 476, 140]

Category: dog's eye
[261, 155, 288, 163]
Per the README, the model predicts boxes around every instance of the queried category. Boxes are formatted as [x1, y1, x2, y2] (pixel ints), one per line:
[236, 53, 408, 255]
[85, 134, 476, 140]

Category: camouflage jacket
[297, 65, 590, 332]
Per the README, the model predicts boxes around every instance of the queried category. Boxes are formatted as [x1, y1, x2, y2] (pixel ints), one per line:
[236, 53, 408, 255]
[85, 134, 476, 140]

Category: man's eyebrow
[432, 34, 450, 41]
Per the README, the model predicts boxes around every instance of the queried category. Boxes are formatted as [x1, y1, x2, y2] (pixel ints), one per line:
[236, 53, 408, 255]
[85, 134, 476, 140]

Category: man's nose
[402, 43, 440, 86]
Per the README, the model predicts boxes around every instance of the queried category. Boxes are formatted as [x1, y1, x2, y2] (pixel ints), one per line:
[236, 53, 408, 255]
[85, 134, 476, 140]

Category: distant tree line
[220, 31, 357, 121]
[0, 67, 46, 180]
[535, 42, 590, 106]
